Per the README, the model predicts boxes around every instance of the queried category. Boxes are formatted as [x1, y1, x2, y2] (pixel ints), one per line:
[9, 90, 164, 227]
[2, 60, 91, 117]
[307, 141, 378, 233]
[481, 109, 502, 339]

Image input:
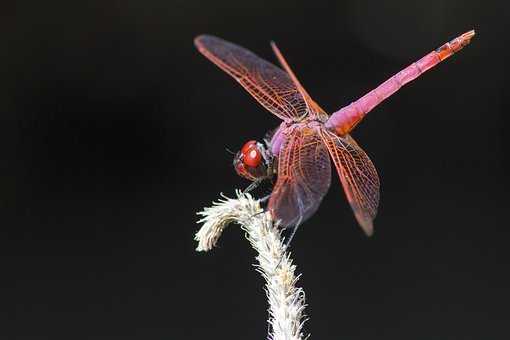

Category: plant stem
[196, 191, 308, 340]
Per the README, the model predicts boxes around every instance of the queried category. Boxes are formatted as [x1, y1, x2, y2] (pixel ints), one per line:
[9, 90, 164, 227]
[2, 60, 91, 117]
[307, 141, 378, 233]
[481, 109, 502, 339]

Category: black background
[0, 0, 508, 339]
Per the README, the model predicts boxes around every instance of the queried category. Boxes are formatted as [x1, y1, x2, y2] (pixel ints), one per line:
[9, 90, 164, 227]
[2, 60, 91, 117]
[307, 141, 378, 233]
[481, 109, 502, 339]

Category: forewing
[269, 127, 331, 228]
[270, 42, 329, 121]
[319, 129, 380, 236]
[194, 35, 308, 121]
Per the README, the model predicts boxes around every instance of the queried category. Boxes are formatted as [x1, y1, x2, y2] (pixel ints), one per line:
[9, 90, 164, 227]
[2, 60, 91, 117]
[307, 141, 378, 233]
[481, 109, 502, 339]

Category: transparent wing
[319, 128, 380, 236]
[194, 35, 309, 121]
[268, 127, 331, 228]
[270, 42, 329, 121]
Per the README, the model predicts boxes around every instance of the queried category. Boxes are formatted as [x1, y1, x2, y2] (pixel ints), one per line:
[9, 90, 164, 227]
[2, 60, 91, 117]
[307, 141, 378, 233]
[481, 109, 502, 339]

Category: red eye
[241, 140, 257, 154]
[243, 147, 261, 167]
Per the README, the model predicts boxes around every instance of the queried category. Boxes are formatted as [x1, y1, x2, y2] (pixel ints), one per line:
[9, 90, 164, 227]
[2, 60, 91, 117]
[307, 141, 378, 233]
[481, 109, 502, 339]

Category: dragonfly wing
[270, 42, 329, 121]
[268, 127, 331, 228]
[195, 35, 308, 121]
[319, 128, 380, 236]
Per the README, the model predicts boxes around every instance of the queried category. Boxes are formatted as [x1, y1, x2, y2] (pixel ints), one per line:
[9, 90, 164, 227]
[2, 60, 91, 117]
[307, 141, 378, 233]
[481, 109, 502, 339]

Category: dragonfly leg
[275, 214, 304, 270]
[284, 214, 303, 249]
[243, 179, 262, 194]
[259, 192, 272, 204]
[245, 192, 273, 229]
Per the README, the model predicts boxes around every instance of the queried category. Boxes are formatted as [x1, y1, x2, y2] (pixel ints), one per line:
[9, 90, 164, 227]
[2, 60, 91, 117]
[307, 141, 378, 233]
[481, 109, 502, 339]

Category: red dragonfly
[195, 30, 475, 237]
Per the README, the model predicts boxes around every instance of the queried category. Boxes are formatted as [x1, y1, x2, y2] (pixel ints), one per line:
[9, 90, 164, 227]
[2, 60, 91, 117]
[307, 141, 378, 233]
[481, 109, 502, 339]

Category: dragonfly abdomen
[325, 30, 475, 136]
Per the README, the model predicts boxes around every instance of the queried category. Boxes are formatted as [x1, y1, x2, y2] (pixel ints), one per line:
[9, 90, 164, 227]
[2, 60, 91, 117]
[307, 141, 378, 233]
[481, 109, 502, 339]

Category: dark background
[0, 0, 508, 339]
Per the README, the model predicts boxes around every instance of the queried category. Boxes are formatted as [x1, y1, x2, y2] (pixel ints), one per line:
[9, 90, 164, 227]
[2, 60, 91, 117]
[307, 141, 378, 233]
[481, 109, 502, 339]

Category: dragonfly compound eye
[242, 143, 262, 167]
[241, 140, 257, 154]
[233, 140, 270, 182]
[240, 140, 262, 168]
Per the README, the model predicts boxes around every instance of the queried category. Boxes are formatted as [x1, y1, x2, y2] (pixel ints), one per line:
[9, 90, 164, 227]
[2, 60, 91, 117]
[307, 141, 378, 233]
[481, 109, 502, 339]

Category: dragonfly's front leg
[243, 179, 262, 194]
[244, 181, 272, 211]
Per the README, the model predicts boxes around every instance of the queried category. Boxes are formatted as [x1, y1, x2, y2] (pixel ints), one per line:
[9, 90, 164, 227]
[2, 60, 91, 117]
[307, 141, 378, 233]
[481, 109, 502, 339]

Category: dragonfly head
[233, 140, 273, 181]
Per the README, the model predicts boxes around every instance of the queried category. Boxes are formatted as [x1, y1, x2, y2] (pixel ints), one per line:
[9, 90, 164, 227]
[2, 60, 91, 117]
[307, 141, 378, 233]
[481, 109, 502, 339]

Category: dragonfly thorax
[233, 140, 274, 182]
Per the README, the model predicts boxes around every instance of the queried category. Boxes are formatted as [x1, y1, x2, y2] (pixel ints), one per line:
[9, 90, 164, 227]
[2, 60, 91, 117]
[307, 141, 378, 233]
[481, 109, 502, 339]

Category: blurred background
[0, 0, 508, 339]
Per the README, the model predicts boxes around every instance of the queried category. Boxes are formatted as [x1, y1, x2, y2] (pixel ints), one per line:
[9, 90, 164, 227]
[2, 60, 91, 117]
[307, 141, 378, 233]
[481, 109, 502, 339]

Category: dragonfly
[195, 30, 475, 238]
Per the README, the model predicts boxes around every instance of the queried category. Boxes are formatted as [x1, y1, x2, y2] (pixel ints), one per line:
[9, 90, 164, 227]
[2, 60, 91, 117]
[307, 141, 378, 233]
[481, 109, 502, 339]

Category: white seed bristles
[196, 190, 308, 340]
